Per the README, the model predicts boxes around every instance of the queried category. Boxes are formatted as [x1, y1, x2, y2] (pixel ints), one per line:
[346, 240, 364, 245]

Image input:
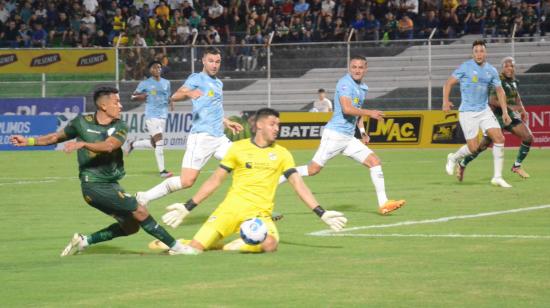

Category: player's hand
[321, 210, 348, 232]
[63, 141, 84, 153]
[169, 99, 175, 111]
[502, 113, 512, 126]
[162, 203, 190, 228]
[520, 110, 528, 122]
[188, 89, 203, 99]
[442, 101, 454, 112]
[368, 110, 384, 120]
[361, 133, 370, 145]
[223, 119, 243, 134]
[9, 135, 28, 146]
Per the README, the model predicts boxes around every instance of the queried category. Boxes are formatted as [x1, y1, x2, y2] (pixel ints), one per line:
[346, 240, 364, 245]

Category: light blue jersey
[135, 77, 171, 119]
[452, 59, 501, 112]
[184, 72, 224, 137]
[325, 74, 368, 136]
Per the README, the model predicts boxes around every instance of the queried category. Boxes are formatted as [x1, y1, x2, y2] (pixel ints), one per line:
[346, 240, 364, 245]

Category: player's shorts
[193, 201, 279, 249]
[312, 128, 373, 166]
[182, 133, 232, 170]
[459, 107, 500, 140]
[80, 182, 138, 221]
[493, 107, 523, 132]
[145, 118, 166, 137]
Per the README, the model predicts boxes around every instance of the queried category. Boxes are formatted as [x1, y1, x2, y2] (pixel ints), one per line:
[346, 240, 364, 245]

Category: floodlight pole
[428, 28, 437, 110]
[267, 32, 274, 108]
[191, 32, 198, 74]
[115, 33, 122, 90]
[346, 29, 355, 67]
[41, 73, 46, 98]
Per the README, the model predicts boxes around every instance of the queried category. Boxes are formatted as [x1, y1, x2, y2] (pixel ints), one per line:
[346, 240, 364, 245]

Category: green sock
[87, 223, 127, 245]
[515, 141, 531, 166]
[461, 152, 480, 167]
[140, 215, 176, 248]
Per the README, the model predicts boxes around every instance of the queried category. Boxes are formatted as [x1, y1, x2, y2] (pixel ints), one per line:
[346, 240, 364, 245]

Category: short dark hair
[318, 88, 325, 93]
[93, 86, 119, 107]
[254, 108, 280, 123]
[148, 60, 162, 69]
[472, 40, 486, 48]
[203, 47, 221, 57]
[350, 55, 367, 62]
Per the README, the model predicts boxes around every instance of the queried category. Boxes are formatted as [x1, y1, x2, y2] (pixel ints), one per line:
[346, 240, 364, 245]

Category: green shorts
[80, 182, 138, 220]
[493, 107, 522, 132]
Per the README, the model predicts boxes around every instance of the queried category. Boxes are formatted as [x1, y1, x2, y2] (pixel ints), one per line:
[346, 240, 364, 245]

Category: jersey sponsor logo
[86, 128, 101, 134]
[107, 127, 115, 136]
[0, 53, 17, 66]
[268, 152, 277, 160]
[77, 53, 108, 66]
[30, 53, 61, 67]
[278, 122, 325, 139]
[365, 116, 421, 144]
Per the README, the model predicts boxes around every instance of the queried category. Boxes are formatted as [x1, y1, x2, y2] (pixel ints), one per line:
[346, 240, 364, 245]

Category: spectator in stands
[0, 2, 9, 25]
[483, 9, 499, 39]
[208, 0, 224, 27]
[294, 0, 310, 18]
[274, 18, 290, 42]
[156, 1, 171, 20]
[418, 10, 438, 39]
[289, 16, 304, 42]
[468, 0, 486, 34]
[83, 0, 99, 14]
[333, 16, 347, 41]
[400, 0, 419, 20]
[383, 12, 398, 40]
[321, 0, 335, 17]
[456, 0, 471, 34]
[82, 11, 96, 35]
[19, 2, 33, 25]
[511, 12, 523, 36]
[311, 88, 332, 112]
[351, 13, 366, 41]
[31, 23, 47, 47]
[189, 10, 202, 29]
[2, 20, 19, 48]
[127, 10, 143, 36]
[93, 29, 110, 47]
[124, 50, 140, 80]
[364, 13, 380, 42]
[397, 14, 414, 40]
[439, 9, 458, 39]
[521, 6, 538, 40]
[541, 0, 550, 37]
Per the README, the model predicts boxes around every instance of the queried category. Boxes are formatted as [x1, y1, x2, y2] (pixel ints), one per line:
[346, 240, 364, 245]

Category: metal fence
[1, 33, 549, 112]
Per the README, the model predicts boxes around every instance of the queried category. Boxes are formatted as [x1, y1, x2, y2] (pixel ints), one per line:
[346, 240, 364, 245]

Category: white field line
[319, 233, 550, 239]
[0, 180, 56, 186]
[309, 204, 550, 237]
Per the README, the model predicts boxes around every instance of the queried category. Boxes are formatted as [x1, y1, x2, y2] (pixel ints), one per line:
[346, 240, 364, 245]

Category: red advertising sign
[504, 106, 550, 147]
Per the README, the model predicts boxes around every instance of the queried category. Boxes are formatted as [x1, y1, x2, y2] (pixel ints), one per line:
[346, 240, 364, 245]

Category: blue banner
[0, 97, 85, 115]
[0, 115, 57, 151]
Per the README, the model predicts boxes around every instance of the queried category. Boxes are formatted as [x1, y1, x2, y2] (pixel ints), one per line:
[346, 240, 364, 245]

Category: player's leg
[126, 119, 156, 155]
[456, 135, 492, 181]
[151, 119, 173, 178]
[446, 112, 480, 175]
[344, 139, 405, 215]
[136, 133, 214, 206]
[509, 122, 533, 178]
[279, 128, 345, 184]
[224, 214, 280, 253]
[484, 116, 511, 187]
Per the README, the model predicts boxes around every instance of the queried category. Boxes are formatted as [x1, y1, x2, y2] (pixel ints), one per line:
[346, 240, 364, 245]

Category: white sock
[141, 176, 183, 203]
[370, 165, 388, 207]
[452, 145, 472, 161]
[133, 139, 153, 149]
[278, 165, 310, 184]
[154, 140, 165, 172]
[493, 143, 504, 179]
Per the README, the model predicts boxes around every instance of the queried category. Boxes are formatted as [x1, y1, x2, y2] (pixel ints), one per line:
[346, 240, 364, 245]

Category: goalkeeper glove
[313, 206, 347, 232]
[162, 199, 197, 228]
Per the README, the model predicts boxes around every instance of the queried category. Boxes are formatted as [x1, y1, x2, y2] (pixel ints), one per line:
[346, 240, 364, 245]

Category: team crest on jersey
[353, 97, 359, 104]
[207, 89, 214, 97]
[268, 152, 277, 160]
[107, 127, 115, 136]
[472, 73, 479, 83]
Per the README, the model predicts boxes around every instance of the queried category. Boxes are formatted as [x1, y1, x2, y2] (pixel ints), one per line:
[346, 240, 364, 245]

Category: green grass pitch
[1, 148, 549, 306]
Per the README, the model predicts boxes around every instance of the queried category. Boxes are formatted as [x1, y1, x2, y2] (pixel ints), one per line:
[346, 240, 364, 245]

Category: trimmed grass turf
[1, 148, 549, 306]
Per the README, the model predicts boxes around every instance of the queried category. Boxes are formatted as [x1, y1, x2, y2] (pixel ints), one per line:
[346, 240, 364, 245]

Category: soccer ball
[240, 218, 268, 245]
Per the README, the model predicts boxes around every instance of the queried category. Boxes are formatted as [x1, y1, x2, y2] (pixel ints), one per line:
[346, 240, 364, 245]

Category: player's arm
[286, 171, 347, 231]
[340, 96, 384, 120]
[130, 92, 147, 101]
[515, 93, 528, 122]
[10, 130, 71, 147]
[356, 116, 369, 144]
[494, 86, 511, 125]
[223, 117, 243, 134]
[162, 167, 229, 228]
[170, 85, 202, 102]
[442, 76, 458, 112]
[63, 136, 123, 154]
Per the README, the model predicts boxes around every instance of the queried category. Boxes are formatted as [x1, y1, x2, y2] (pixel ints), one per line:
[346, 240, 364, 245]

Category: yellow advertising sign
[0, 49, 115, 74]
[276, 111, 465, 149]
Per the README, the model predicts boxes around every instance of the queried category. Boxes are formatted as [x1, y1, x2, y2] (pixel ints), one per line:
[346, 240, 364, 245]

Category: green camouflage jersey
[490, 74, 522, 129]
[64, 114, 128, 183]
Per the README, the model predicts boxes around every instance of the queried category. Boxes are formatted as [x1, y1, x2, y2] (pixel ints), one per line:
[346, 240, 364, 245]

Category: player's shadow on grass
[83, 245, 155, 256]
[279, 240, 344, 249]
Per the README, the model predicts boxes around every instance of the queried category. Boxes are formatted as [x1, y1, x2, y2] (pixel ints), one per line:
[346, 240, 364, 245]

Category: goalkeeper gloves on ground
[161, 199, 197, 228]
[313, 206, 347, 231]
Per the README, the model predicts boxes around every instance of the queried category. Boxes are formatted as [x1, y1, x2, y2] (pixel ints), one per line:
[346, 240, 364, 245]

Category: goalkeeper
[158, 108, 348, 255]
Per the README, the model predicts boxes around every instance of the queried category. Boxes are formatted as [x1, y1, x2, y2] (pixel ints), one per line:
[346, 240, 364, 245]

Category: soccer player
[456, 56, 533, 180]
[159, 108, 348, 254]
[443, 40, 512, 188]
[127, 61, 174, 178]
[135, 47, 242, 207]
[279, 55, 405, 215]
[9, 87, 192, 256]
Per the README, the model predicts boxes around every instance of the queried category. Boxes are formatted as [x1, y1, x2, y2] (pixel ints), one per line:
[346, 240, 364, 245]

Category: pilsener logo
[77, 53, 108, 66]
[0, 54, 17, 66]
[30, 53, 61, 67]
[366, 116, 421, 144]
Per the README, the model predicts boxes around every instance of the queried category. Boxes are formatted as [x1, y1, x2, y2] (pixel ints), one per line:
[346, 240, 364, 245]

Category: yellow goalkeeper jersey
[219, 138, 296, 212]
